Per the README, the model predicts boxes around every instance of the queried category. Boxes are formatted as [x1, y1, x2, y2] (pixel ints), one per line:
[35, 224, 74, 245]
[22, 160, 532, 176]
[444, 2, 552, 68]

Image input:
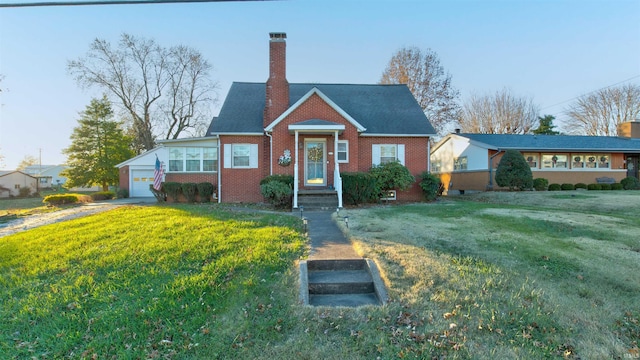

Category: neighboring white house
[0, 171, 38, 198]
[23, 165, 68, 189]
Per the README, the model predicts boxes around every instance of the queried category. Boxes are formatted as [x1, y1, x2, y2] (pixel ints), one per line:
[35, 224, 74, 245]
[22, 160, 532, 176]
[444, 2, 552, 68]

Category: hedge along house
[430, 122, 640, 194]
[210, 32, 435, 207]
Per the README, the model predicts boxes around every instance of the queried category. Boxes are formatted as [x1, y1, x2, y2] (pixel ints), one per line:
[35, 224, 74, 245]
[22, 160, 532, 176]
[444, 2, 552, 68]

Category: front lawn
[1, 193, 639, 359]
[0, 205, 306, 359]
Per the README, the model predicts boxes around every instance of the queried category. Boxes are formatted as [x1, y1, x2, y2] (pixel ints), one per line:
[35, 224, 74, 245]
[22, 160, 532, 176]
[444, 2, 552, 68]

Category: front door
[627, 156, 639, 179]
[305, 140, 326, 186]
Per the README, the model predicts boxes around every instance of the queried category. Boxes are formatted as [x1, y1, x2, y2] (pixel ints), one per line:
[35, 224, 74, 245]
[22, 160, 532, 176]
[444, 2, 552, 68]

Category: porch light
[344, 216, 349, 228]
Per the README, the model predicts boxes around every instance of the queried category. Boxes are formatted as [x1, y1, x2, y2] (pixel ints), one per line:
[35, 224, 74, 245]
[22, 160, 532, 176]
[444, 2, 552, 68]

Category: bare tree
[380, 47, 461, 136]
[564, 84, 640, 136]
[459, 88, 539, 134]
[17, 155, 38, 170]
[68, 34, 216, 151]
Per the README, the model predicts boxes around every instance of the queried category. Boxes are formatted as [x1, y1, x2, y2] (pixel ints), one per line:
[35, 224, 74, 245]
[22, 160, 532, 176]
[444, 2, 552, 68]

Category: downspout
[265, 131, 273, 175]
[487, 149, 503, 191]
[216, 134, 221, 203]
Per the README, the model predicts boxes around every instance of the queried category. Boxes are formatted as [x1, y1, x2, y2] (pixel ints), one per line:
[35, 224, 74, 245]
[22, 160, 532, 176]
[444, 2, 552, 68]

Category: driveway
[0, 198, 157, 238]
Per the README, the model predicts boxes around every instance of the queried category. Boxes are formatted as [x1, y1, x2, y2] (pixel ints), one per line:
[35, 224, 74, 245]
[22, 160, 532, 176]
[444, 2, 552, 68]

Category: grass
[1, 192, 639, 359]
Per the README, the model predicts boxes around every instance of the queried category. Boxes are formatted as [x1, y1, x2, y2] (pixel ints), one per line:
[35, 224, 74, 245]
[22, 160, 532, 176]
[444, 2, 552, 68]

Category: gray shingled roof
[460, 133, 640, 152]
[208, 82, 435, 135]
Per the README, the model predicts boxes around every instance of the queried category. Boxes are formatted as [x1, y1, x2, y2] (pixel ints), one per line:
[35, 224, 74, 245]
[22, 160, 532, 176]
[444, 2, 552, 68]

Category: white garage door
[131, 170, 155, 197]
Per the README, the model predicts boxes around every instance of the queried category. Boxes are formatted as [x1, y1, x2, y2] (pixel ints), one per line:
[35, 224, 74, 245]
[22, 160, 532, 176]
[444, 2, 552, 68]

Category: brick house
[117, 33, 435, 205]
[430, 123, 640, 194]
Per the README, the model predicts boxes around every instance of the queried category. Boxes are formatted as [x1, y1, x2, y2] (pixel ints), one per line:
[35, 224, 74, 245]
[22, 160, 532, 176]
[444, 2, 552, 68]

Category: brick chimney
[617, 121, 640, 138]
[264, 32, 289, 127]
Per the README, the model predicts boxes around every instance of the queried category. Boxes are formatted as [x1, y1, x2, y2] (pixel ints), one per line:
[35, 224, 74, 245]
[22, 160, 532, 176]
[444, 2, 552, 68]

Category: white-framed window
[232, 144, 250, 167]
[224, 144, 259, 169]
[168, 147, 218, 172]
[372, 144, 405, 165]
[453, 156, 468, 171]
[582, 154, 610, 169]
[431, 160, 442, 173]
[524, 153, 538, 169]
[14, 184, 20, 189]
[186, 148, 200, 171]
[337, 140, 349, 163]
[203, 148, 217, 171]
[542, 154, 567, 169]
[572, 155, 585, 169]
[39, 177, 49, 184]
[169, 147, 184, 172]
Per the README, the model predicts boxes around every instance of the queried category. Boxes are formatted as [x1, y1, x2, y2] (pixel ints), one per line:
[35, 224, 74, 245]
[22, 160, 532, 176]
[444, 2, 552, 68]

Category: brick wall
[219, 135, 265, 203]
[119, 166, 129, 192]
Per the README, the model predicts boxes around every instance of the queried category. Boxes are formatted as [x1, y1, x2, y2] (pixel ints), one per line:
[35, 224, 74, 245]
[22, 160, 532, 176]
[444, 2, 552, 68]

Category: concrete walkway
[303, 211, 360, 259]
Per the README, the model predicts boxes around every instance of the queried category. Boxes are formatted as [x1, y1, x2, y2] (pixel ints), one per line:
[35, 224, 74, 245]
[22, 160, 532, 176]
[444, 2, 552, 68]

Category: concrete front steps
[297, 190, 338, 211]
[299, 259, 388, 307]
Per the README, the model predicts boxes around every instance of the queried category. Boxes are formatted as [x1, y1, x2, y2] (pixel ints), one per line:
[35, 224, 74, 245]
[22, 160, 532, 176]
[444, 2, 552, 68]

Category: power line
[0, 0, 270, 7]
[541, 74, 640, 111]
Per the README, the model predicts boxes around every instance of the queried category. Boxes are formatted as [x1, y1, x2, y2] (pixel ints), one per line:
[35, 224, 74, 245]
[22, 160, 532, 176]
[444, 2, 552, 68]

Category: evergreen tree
[495, 150, 533, 191]
[62, 96, 134, 191]
[533, 115, 560, 135]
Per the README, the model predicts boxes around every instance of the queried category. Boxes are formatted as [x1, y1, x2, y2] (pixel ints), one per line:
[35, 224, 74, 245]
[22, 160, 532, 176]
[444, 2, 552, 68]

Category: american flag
[153, 155, 164, 191]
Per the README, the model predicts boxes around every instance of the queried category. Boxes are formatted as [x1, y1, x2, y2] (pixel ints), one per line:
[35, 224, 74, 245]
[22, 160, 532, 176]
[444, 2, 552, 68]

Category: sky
[0, 0, 639, 169]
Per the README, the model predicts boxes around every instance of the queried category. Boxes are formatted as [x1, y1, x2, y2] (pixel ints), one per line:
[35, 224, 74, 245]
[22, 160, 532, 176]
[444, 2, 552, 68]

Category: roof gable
[264, 87, 365, 132]
[210, 82, 435, 136]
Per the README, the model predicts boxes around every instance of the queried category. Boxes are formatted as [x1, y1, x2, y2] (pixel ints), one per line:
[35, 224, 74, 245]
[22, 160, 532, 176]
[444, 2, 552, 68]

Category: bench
[596, 177, 616, 184]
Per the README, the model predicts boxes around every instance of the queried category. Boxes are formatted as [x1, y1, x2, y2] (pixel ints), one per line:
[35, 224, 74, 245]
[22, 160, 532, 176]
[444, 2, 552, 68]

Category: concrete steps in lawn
[299, 259, 387, 307]
[296, 190, 338, 211]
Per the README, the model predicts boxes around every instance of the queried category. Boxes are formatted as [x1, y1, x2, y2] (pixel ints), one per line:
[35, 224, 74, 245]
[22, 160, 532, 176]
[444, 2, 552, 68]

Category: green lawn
[1, 194, 639, 359]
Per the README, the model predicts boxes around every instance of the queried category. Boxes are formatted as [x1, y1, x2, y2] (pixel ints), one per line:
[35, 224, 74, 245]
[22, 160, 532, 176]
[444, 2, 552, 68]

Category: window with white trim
[168, 147, 218, 172]
[524, 153, 538, 169]
[582, 154, 610, 169]
[337, 141, 348, 163]
[572, 155, 585, 169]
[223, 144, 259, 169]
[542, 154, 567, 169]
[431, 160, 442, 173]
[372, 144, 405, 165]
[203, 148, 217, 171]
[232, 145, 250, 167]
[453, 156, 467, 171]
[169, 147, 184, 172]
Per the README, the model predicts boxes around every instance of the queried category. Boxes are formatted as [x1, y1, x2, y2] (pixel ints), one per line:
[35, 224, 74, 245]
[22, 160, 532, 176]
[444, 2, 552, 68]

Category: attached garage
[130, 170, 155, 197]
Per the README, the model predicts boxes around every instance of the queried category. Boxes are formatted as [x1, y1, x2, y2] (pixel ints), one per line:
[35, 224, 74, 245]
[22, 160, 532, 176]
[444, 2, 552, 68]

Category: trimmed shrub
[260, 180, 292, 208]
[43, 193, 91, 205]
[369, 161, 415, 198]
[91, 191, 115, 201]
[181, 183, 198, 203]
[163, 182, 182, 202]
[600, 183, 611, 190]
[533, 178, 549, 191]
[548, 183, 561, 191]
[495, 150, 533, 190]
[621, 176, 640, 190]
[117, 188, 129, 199]
[587, 183, 602, 190]
[560, 183, 575, 191]
[611, 183, 623, 190]
[197, 182, 215, 202]
[260, 174, 294, 188]
[418, 171, 442, 201]
[341, 172, 378, 206]
[574, 183, 587, 190]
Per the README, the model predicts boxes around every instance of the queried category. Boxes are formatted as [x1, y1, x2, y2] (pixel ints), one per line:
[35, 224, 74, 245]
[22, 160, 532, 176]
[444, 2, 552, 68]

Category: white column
[334, 130, 343, 208]
[293, 130, 299, 209]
